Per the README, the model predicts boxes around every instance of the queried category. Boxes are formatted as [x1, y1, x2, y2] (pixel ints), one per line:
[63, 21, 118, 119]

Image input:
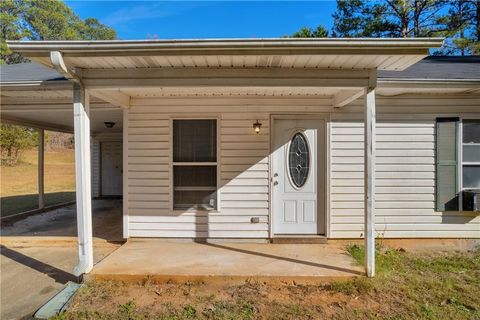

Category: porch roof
[8, 38, 443, 71]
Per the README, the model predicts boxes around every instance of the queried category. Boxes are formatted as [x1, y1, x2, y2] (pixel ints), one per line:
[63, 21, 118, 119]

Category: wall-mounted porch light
[104, 122, 115, 128]
[253, 120, 262, 134]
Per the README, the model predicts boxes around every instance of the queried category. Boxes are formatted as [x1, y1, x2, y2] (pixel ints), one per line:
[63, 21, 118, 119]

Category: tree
[332, 0, 450, 38]
[1, 0, 116, 64]
[0, 0, 27, 64]
[436, 0, 479, 55]
[0, 0, 117, 165]
[290, 25, 329, 38]
[0, 124, 37, 166]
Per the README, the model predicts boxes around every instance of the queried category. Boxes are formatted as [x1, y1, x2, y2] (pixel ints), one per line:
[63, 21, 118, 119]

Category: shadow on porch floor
[90, 240, 364, 284]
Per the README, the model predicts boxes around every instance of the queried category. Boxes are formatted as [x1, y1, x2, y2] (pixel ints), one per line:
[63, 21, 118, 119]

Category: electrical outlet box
[250, 217, 260, 223]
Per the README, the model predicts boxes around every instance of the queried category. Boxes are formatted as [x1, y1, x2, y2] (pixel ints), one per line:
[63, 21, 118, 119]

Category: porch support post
[73, 82, 94, 276]
[38, 128, 45, 210]
[364, 70, 376, 278]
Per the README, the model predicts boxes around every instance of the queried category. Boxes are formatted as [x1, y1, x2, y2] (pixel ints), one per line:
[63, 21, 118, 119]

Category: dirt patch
[59, 248, 480, 319]
[67, 279, 383, 319]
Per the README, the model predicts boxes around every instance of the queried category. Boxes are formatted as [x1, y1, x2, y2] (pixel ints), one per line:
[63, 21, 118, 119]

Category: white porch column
[38, 129, 45, 209]
[364, 86, 376, 277]
[73, 82, 94, 276]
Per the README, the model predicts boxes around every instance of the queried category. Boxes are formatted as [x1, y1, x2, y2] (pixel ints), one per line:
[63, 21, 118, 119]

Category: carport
[1, 62, 126, 274]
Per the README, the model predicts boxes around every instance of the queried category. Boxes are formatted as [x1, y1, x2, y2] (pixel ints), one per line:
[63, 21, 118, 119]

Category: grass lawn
[0, 149, 76, 217]
[55, 246, 480, 320]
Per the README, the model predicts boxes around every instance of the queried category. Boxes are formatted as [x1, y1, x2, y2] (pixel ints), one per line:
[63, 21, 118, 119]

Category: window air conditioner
[462, 190, 480, 212]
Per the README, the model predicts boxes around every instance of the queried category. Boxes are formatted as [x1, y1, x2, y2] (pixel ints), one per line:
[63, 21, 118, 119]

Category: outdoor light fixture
[104, 122, 115, 128]
[253, 120, 262, 134]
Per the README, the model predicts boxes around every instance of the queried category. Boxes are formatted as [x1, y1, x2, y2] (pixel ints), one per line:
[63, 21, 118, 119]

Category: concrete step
[271, 236, 328, 244]
[0, 236, 124, 248]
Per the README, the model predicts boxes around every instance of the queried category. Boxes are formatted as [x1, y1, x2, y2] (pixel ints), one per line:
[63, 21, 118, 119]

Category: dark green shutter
[436, 118, 459, 211]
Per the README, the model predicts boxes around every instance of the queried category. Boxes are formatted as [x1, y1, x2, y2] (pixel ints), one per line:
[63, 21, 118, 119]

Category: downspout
[50, 51, 81, 83]
[50, 51, 92, 277]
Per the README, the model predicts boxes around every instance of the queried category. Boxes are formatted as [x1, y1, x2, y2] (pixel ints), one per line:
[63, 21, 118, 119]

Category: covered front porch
[90, 240, 363, 284]
[6, 38, 445, 279]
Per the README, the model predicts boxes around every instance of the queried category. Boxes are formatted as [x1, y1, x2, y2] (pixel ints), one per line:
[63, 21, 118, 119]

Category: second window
[172, 119, 217, 210]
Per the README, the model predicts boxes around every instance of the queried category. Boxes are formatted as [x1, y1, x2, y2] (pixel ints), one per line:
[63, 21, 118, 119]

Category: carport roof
[0, 62, 66, 83]
[378, 55, 480, 80]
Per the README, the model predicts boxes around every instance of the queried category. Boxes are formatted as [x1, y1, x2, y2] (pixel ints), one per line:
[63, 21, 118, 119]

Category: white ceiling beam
[81, 67, 370, 89]
[90, 89, 130, 109]
[83, 67, 371, 79]
[83, 78, 368, 89]
[333, 89, 365, 108]
[0, 102, 115, 112]
[0, 115, 73, 133]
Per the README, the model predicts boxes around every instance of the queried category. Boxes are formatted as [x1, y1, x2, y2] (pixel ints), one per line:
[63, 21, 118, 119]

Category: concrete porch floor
[0, 199, 123, 320]
[91, 240, 364, 284]
[1, 199, 123, 246]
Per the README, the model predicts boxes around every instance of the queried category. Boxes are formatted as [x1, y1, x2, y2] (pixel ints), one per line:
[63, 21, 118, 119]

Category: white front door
[272, 118, 325, 235]
[101, 142, 123, 196]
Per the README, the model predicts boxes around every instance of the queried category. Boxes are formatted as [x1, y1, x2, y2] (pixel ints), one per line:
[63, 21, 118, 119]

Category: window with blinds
[172, 119, 217, 210]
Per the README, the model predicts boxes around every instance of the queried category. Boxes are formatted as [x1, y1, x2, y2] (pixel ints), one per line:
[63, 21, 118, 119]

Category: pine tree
[290, 26, 329, 38]
[332, 0, 449, 38]
[436, 0, 479, 55]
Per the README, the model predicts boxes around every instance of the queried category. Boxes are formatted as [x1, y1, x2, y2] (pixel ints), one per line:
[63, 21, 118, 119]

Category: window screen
[173, 120, 217, 210]
[173, 120, 216, 162]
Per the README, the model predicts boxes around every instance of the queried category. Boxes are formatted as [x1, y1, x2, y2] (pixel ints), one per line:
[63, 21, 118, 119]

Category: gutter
[7, 37, 444, 53]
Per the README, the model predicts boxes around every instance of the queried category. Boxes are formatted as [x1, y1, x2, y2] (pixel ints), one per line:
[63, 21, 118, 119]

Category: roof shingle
[378, 56, 480, 80]
[0, 62, 66, 82]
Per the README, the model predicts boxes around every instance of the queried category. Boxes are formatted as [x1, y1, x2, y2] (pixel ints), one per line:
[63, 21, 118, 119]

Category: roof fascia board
[0, 80, 71, 89]
[378, 79, 480, 88]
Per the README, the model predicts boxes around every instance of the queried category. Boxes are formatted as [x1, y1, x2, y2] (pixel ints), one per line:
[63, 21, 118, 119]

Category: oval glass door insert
[288, 132, 310, 188]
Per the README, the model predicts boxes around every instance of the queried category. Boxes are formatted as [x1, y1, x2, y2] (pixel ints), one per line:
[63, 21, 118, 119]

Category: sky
[66, 1, 337, 40]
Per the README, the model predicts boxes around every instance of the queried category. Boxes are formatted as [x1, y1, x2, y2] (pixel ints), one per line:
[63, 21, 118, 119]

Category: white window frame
[458, 117, 480, 211]
[170, 116, 220, 212]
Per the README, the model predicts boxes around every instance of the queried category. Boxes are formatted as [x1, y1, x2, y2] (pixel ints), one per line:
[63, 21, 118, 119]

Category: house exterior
[1, 38, 479, 276]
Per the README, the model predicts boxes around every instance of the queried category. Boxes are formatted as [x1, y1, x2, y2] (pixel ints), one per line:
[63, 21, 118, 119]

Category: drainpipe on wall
[364, 69, 377, 277]
[50, 51, 94, 276]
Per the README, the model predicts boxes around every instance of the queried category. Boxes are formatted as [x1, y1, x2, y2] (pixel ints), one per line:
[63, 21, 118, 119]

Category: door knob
[273, 173, 278, 177]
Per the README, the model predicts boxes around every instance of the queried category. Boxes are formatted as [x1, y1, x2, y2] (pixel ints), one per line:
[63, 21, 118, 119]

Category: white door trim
[269, 114, 330, 237]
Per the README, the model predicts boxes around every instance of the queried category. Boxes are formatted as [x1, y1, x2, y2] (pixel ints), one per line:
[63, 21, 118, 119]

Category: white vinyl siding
[124, 94, 480, 239]
[220, 113, 270, 237]
[126, 104, 283, 238]
[330, 94, 480, 238]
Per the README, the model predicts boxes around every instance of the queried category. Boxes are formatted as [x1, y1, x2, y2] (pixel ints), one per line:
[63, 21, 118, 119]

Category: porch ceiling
[0, 85, 123, 133]
[8, 38, 443, 71]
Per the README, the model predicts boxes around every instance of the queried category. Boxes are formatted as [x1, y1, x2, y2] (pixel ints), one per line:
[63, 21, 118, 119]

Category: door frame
[269, 114, 331, 237]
